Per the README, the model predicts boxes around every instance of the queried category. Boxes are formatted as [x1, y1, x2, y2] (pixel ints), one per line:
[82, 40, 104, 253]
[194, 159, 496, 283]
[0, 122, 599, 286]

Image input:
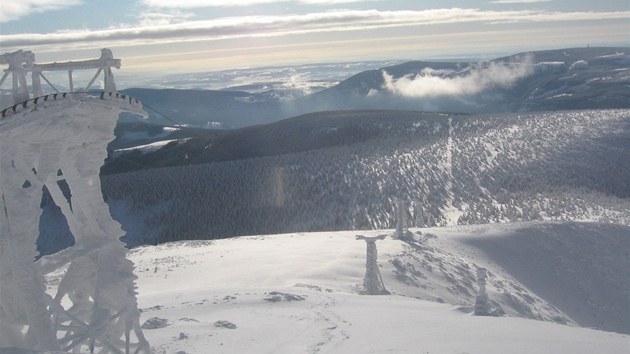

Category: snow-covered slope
[99, 109, 630, 246]
[42, 221, 629, 353]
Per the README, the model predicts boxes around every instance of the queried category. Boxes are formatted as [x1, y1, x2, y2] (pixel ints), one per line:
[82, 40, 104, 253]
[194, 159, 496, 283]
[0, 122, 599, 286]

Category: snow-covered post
[396, 198, 406, 238]
[427, 214, 435, 227]
[0, 50, 34, 106]
[474, 268, 491, 315]
[414, 199, 424, 228]
[356, 234, 390, 295]
[100, 48, 117, 92]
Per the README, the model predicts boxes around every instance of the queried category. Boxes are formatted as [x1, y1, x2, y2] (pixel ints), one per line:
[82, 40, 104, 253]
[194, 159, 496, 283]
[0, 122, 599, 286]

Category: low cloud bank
[382, 55, 534, 97]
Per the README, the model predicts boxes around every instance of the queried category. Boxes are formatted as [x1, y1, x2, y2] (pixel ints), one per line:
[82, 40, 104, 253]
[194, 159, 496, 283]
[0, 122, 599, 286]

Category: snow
[113, 138, 189, 156]
[441, 116, 463, 224]
[545, 93, 573, 99]
[596, 52, 627, 59]
[537, 61, 566, 66]
[38, 221, 626, 354]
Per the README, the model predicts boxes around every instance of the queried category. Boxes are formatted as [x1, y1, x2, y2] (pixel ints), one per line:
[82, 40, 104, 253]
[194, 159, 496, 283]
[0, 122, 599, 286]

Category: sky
[0, 0, 629, 74]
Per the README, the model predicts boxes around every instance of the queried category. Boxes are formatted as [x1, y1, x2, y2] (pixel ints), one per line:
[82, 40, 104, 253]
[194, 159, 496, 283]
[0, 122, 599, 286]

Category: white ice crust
[0, 95, 150, 353]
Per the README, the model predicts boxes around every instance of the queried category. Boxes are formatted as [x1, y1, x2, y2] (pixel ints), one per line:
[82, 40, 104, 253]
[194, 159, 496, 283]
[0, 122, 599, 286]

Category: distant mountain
[121, 59, 401, 92]
[120, 87, 303, 128]
[120, 47, 629, 129]
[298, 47, 630, 114]
[97, 109, 630, 246]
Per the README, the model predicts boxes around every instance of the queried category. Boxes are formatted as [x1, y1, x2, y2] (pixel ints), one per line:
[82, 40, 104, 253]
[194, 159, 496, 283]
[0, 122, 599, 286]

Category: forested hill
[102, 110, 453, 175]
[94, 109, 630, 247]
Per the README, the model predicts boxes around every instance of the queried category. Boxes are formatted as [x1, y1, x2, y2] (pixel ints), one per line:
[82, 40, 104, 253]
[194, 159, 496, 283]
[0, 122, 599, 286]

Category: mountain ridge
[118, 47, 629, 130]
[301, 46, 630, 115]
[103, 110, 454, 174]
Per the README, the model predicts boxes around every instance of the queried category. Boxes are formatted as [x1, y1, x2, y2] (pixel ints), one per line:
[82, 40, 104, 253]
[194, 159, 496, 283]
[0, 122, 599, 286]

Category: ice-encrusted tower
[356, 234, 390, 295]
[0, 49, 151, 353]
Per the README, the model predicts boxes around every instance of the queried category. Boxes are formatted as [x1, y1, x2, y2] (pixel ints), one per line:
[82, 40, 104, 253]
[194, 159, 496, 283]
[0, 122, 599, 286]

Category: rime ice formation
[356, 234, 390, 295]
[0, 48, 120, 110]
[474, 267, 504, 316]
[0, 60, 150, 351]
[395, 198, 406, 239]
[474, 268, 491, 315]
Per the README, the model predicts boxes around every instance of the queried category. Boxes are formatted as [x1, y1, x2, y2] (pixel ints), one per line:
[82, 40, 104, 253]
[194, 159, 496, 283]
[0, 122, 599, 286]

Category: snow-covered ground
[42, 221, 629, 353]
[112, 138, 190, 157]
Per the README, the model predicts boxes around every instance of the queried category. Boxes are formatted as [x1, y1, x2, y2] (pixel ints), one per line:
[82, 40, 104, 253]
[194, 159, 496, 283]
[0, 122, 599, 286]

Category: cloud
[491, 0, 551, 3]
[141, 0, 374, 7]
[0, 0, 82, 22]
[382, 55, 534, 97]
[136, 10, 195, 26]
[1, 8, 628, 52]
[299, 0, 376, 4]
[142, 0, 284, 7]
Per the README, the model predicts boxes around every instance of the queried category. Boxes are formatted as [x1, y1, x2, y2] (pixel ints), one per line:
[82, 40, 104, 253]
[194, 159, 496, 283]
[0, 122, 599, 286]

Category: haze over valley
[118, 47, 630, 129]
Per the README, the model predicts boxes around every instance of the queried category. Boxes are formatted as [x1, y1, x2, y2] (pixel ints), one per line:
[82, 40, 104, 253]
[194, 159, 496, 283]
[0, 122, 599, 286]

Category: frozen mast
[0, 49, 151, 353]
[356, 234, 390, 295]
